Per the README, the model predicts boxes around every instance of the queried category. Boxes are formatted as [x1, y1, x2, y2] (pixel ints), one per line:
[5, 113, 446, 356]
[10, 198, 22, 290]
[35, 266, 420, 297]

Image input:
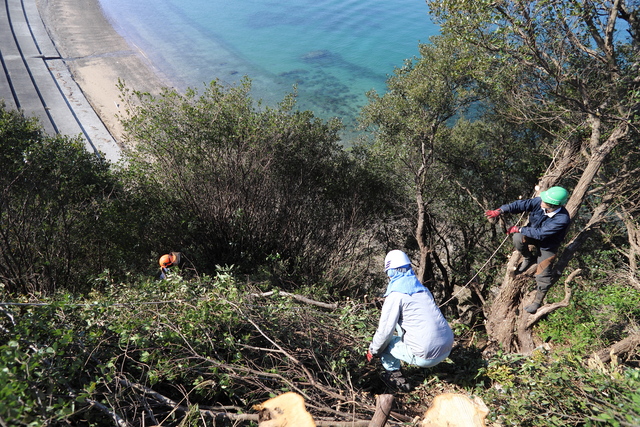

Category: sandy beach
[36, 0, 169, 144]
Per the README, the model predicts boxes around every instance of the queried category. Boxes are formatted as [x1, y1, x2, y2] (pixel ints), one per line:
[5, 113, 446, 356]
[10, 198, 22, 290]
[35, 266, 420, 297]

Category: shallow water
[98, 0, 439, 139]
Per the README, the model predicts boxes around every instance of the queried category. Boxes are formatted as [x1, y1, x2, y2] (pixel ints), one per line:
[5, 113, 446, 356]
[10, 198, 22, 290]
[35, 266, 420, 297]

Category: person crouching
[367, 250, 454, 392]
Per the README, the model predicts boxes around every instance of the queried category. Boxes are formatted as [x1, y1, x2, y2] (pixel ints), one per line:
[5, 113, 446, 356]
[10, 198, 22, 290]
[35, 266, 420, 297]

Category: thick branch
[368, 394, 394, 427]
[526, 269, 581, 328]
[590, 332, 640, 364]
[565, 122, 628, 218]
[253, 291, 338, 310]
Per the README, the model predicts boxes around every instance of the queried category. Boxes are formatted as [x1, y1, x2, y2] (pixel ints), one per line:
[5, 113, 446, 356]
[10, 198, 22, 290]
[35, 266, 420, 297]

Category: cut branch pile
[59, 286, 410, 426]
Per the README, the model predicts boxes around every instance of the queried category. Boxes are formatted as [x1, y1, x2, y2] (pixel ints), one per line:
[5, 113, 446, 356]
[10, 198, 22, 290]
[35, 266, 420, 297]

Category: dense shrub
[477, 351, 640, 426]
[2, 271, 638, 426]
[0, 270, 378, 425]
[119, 78, 394, 292]
[0, 104, 132, 295]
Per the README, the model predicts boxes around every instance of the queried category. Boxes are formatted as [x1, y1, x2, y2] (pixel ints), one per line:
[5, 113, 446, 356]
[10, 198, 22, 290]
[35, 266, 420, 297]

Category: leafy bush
[538, 249, 640, 353]
[0, 105, 136, 295]
[3, 272, 638, 427]
[118, 78, 394, 292]
[0, 269, 380, 425]
[476, 351, 640, 426]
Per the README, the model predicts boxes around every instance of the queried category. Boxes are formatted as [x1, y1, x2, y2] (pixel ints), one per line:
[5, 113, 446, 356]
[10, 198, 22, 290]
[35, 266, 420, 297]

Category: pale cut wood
[421, 393, 489, 427]
[254, 392, 316, 427]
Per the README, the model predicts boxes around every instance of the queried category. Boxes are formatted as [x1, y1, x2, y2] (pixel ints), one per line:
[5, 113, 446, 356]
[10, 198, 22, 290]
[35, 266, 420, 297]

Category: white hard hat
[384, 250, 411, 271]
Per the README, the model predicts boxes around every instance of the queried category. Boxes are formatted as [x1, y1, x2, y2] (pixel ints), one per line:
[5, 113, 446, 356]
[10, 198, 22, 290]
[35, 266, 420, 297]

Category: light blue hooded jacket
[369, 268, 454, 360]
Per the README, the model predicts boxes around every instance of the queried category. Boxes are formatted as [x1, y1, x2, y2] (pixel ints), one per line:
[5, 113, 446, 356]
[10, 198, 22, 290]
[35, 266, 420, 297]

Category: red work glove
[507, 225, 521, 235]
[485, 209, 501, 219]
[366, 349, 374, 363]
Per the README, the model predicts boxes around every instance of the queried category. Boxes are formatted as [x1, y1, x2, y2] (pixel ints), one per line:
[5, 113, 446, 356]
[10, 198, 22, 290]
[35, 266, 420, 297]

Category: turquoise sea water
[98, 0, 438, 137]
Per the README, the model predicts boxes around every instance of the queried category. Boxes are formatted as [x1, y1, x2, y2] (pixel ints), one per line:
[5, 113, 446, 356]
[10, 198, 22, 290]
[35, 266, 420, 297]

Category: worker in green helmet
[485, 187, 571, 314]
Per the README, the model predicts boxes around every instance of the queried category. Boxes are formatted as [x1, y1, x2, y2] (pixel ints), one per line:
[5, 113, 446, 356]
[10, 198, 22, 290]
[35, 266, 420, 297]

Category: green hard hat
[540, 186, 568, 206]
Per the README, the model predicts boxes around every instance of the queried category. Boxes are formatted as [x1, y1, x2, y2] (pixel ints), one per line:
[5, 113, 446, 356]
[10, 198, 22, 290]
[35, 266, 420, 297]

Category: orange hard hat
[159, 253, 175, 268]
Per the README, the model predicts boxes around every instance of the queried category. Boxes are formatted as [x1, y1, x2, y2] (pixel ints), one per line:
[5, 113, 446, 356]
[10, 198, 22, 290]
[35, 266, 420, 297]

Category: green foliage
[0, 297, 112, 426]
[0, 104, 136, 295]
[475, 351, 640, 426]
[0, 271, 379, 425]
[528, 249, 640, 354]
[119, 78, 393, 293]
[360, 36, 484, 149]
[2, 1, 640, 424]
[539, 283, 640, 353]
[3, 274, 639, 426]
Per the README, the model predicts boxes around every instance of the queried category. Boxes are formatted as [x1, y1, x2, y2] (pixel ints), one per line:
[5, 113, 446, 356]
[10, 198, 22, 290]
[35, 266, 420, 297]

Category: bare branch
[86, 398, 132, 427]
[236, 303, 348, 403]
[527, 269, 582, 328]
[252, 291, 338, 310]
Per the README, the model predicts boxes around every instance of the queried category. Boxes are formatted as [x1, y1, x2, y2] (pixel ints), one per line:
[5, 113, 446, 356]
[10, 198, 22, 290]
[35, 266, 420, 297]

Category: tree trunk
[415, 180, 429, 284]
[620, 209, 640, 289]
[484, 252, 524, 352]
[564, 120, 627, 219]
[415, 132, 436, 286]
[415, 193, 437, 287]
[485, 120, 627, 352]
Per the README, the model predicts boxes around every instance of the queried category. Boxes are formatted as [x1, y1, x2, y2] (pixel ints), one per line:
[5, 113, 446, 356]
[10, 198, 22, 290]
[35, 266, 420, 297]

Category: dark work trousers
[512, 233, 556, 291]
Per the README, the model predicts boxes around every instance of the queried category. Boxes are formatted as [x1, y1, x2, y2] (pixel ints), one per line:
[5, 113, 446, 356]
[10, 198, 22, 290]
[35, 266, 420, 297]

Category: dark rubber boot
[381, 370, 412, 392]
[525, 288, 548, 314]
[517, 257, 537, 274]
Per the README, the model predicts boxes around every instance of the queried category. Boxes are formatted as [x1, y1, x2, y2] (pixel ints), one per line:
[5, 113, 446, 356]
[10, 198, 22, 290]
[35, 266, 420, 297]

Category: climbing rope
[438, 182, 534, 308]
[438, 233, 511, 308]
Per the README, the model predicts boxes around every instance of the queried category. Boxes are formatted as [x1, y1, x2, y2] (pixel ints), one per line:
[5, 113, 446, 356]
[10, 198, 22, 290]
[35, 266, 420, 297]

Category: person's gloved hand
[366, 349, 374, 363]
[507, 225, 521, 235]
[485, 209, 501, 219]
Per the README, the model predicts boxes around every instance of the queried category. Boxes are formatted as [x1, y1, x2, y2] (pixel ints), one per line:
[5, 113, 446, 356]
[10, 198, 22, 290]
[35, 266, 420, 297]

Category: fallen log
[589, 332, 640, 364]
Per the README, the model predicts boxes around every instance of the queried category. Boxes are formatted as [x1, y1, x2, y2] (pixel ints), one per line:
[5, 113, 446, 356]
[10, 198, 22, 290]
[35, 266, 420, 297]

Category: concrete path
[0, 0, 120, 163]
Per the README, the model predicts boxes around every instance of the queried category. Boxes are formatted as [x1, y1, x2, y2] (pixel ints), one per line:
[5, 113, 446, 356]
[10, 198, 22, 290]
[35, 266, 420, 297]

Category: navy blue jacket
[499, 197, 571, 251]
